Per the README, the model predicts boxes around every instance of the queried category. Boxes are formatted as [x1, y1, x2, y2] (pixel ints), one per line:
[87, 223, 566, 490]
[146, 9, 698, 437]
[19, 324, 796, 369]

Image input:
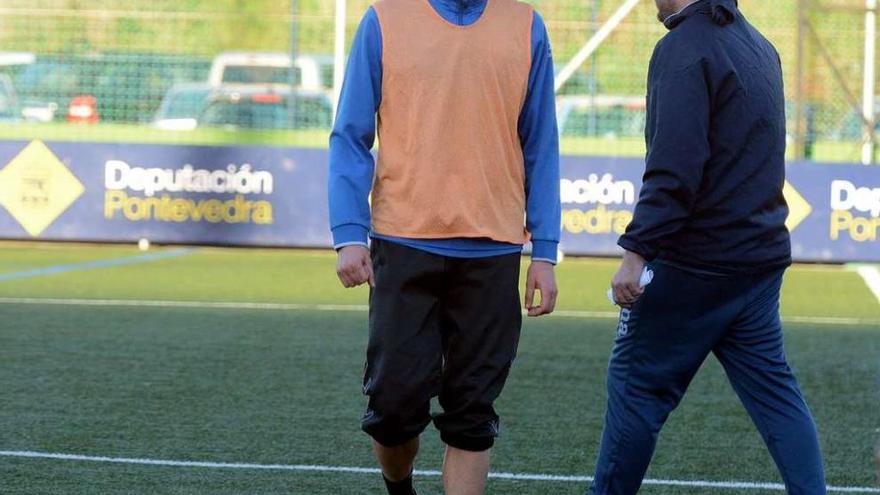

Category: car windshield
[158, 88, 210, 120]
[0, 63, 31, 81]
[14, 61, 81, 98]
[221, 65, 291, 85]
[200, 99, 290, 129]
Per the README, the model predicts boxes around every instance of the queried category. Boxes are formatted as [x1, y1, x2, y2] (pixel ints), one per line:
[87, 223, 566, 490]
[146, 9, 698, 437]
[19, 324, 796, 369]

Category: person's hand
[525, 261, 558, 317]
[335, 245, 374, 288]
[611, 250, 646, 308]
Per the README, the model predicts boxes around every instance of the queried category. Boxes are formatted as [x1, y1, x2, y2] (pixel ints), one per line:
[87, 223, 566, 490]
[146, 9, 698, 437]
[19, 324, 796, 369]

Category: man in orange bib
[328, 0, 561, 493]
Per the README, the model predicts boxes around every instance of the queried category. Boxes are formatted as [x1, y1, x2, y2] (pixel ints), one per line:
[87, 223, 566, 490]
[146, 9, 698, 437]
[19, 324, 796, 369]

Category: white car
[0, 52, 35, 71]
[208, 52, 333, 91]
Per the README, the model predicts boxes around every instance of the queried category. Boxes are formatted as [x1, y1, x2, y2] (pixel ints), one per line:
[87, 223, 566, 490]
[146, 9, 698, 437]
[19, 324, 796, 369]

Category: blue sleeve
[618, 50, 710, 260]
[327, 7, 382, 249]
[519, 11, 561, 264]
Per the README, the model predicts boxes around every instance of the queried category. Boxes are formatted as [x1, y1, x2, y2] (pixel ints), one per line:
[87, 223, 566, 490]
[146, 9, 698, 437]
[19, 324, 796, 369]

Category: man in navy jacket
[591, 1, 827, 493]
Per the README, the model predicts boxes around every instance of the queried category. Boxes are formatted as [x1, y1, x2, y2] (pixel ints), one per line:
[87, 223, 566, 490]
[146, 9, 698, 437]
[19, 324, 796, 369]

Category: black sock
[383, 472, 416, 495]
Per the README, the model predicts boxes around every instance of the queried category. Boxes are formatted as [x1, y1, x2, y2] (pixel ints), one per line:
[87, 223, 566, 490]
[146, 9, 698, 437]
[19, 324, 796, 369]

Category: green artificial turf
[0, 245, 876, 320]
[0, 243, 878, 494]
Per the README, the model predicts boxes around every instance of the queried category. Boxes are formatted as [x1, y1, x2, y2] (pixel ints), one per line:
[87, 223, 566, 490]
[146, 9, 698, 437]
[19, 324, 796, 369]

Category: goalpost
[554, 0, 643, 94]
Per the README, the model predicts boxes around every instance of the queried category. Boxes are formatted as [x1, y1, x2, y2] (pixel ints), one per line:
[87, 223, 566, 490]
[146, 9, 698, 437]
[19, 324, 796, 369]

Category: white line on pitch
[0, 297, 877, 327]
[0, 297, 369, 312]
[852, 265, 880, 305]
[0, 450, 877, 493]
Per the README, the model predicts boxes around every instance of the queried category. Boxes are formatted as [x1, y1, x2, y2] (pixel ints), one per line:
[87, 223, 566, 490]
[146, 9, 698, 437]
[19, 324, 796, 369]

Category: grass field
[0, 243, 878, 494]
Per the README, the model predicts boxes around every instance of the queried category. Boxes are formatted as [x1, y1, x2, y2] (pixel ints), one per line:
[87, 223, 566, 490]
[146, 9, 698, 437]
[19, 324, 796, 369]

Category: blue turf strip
[0, 248, 195, 282]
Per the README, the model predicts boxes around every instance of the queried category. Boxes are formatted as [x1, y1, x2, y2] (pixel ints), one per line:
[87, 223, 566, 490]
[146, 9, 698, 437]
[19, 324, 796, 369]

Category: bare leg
[373, 437, 419, 482]
[443, 446, 490, 495]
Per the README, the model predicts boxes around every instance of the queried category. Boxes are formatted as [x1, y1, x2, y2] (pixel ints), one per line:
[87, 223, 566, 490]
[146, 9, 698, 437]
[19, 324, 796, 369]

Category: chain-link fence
[0, 0, 876, 163]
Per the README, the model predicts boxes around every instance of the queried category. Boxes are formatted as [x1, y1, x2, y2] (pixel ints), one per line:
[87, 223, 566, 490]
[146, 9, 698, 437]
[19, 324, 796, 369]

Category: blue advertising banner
[0, 140, 331, 248]
[557, 156, 880, 262]
[558, 155, 644, 256]
[784, 163, 880, 262]
[0, 140, 877, 262]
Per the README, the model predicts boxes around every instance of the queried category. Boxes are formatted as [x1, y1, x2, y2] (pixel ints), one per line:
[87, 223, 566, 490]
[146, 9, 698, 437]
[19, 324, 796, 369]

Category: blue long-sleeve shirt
[328, 0, 561, 263]
[618, 0, 791, 273]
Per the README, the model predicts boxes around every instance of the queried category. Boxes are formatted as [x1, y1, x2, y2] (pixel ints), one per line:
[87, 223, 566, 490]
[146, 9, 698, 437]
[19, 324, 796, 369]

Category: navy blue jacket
[618, 0, 792, 273]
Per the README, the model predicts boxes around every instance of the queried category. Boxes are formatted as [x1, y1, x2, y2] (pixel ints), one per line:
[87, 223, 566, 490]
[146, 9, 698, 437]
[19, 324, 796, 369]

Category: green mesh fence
[0, 0, 876, 162]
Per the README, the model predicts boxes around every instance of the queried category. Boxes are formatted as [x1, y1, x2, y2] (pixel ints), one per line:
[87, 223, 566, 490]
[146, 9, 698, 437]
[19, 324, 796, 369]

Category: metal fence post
[795, 0, 807, 161]
[332, 0, 347, 121]
[289, 0, 299, 127]
[861, 0, 877, 165]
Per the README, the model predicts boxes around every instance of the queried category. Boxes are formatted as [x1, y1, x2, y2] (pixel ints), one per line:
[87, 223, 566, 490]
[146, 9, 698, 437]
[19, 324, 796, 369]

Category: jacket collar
[431, 0, 487, 15]
[663, 0, 738, 30]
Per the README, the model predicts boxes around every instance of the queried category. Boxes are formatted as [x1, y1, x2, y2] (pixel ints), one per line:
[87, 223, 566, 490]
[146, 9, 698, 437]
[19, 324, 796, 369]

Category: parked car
[199, 90, 292, 130]
[153, 83, 213, 131]
[208, 52, 334, 91]
[0, 52, 35, 79]
[556, 95, 647, 138]
[0, 74, 20, 122]
[13, 53, 210, 123]
[304, 55, 335, 90]
[153, 84, 333, 131]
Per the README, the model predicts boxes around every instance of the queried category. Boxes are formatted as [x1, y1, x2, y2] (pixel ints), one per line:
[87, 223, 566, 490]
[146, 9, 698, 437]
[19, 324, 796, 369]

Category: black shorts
[361, 239, 522, 452]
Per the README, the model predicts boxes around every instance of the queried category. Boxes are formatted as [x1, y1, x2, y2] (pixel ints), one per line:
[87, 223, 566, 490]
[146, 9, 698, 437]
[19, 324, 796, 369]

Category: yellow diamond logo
[0, 140, 84, 237]
[783, 180, 812, 233]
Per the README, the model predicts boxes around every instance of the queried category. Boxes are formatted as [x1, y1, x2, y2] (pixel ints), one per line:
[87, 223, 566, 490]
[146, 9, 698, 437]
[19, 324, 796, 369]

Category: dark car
[152, 83, 213, 131]
[154, 84, 333, 131]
